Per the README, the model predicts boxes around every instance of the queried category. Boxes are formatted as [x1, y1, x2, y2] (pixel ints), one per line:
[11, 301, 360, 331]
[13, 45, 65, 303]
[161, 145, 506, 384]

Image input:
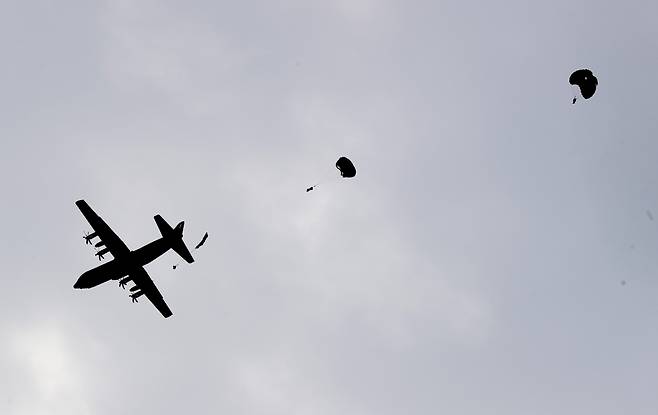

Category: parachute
[570, 69, 598, 103]
[306, 156, 356, 192]
[335, 156, 356, 178]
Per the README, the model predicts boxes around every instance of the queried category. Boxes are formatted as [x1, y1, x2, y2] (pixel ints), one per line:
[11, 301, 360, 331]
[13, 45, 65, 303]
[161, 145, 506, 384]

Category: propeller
[119, 277, 132, 289]
[130, 291, 143, 303]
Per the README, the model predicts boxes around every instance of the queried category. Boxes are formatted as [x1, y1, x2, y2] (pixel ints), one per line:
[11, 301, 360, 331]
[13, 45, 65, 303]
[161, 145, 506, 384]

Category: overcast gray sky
[2, 0, 658, 414]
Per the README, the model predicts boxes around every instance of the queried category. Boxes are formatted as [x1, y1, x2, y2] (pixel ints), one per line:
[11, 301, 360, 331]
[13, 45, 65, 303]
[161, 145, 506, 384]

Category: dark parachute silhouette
[570, 69, 598, 104]
[306, 156, 356, 192]
[335, 156, 356, 178]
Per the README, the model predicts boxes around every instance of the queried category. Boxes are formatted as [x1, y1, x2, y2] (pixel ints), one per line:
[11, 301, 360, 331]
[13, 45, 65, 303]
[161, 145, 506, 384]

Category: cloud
[4, 0, 658, 414]
[99, 0, 253, 116]
[1, 322, 99, 415]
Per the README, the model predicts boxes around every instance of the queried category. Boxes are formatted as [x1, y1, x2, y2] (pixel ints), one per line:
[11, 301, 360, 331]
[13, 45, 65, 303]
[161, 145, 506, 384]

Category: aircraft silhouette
[73, 200, 194, 318]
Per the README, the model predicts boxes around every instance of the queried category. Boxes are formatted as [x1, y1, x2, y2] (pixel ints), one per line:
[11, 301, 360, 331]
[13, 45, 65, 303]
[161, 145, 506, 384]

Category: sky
[1, 0, 658, 414]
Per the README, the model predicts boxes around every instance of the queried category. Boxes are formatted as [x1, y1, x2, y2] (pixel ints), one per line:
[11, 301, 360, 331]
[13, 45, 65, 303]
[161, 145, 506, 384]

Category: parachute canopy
[336, 156, 356, 178]
[569, 69, 598, 100]
[306, 156, 357, 192]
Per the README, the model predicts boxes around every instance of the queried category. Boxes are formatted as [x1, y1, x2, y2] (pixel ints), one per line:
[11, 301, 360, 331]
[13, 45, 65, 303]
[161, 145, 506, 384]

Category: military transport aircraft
[74, 200, 194, 318]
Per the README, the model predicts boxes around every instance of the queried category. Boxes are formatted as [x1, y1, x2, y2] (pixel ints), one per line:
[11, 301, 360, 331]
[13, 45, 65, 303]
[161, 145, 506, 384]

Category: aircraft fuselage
[74, 238, 170, 289]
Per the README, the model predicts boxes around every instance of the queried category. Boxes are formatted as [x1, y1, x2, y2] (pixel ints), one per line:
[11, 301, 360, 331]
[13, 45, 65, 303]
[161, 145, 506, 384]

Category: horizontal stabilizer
[172, 238, 194, 264]
[154, 215, 173, 236]
[154, 215, 194, 264]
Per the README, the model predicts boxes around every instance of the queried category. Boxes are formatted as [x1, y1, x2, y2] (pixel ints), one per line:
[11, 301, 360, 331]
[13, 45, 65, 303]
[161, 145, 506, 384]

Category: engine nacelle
[130, 290, 144, 303]
[84, 232, 97, 244]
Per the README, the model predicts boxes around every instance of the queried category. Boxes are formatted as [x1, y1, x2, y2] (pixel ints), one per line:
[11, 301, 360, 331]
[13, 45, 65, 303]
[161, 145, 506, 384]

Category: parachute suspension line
[569, 83, 579, 104]
[306, 167, 336, 192]
[307, 156, 356, 192]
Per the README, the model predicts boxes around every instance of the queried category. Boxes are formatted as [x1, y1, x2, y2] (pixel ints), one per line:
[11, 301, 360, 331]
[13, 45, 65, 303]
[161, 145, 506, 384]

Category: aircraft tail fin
[154, 215, 195, 264]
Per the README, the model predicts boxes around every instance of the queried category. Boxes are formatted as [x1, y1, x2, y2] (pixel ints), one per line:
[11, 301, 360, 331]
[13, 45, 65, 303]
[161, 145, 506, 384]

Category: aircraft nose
[73, 277, 84, 289]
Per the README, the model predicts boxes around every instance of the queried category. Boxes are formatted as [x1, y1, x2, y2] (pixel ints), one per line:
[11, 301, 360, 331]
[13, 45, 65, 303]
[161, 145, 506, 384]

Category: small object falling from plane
[646, 210, 654, 221]
[194, 232, 209, 250]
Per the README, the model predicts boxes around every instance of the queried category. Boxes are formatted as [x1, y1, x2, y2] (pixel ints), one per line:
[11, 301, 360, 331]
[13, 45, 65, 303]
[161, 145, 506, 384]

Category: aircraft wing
[76, 199, 130, 258]
[131, 267, 173, 318]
